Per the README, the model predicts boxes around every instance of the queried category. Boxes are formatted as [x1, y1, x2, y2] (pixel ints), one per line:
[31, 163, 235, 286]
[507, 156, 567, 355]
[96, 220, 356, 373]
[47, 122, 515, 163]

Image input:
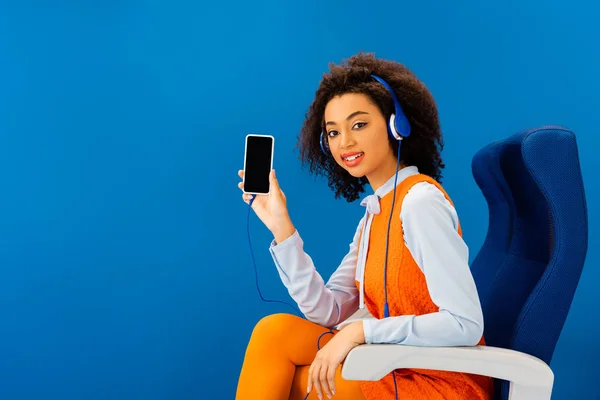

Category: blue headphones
[319, 74, 411, 155]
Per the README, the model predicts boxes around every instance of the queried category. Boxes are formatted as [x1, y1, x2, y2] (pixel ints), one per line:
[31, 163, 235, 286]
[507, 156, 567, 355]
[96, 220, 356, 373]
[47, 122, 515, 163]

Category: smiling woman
[298, 53, 446, 203]
[235, 52, 493, 400]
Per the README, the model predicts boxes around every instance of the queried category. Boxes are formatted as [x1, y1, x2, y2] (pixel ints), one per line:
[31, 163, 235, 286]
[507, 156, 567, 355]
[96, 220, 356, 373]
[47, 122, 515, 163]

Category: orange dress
[355, 173, 494, 400]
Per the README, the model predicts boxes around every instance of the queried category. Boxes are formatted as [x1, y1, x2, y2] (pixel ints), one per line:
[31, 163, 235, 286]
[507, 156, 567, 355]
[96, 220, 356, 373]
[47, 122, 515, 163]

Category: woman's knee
[249, 313, 302, 344]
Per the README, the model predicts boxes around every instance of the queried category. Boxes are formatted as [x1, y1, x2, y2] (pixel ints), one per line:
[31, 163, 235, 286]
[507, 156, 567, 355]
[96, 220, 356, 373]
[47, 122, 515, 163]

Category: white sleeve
[269, 218, 364, 328]
[362, 182, 485, 346]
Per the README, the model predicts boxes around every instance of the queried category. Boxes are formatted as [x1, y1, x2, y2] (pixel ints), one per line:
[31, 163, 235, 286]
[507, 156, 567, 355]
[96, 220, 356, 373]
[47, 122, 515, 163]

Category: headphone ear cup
[388, 114, 402, 140]
[320, 131, 328, 155]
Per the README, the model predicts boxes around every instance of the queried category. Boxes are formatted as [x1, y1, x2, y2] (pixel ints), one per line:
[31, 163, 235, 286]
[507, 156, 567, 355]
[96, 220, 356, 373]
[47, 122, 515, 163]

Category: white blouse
[268, 166, 484, 346]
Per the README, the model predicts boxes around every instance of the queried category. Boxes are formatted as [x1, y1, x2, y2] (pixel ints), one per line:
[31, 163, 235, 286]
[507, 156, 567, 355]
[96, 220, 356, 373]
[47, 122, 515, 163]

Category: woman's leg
[236, 313, 365, 400]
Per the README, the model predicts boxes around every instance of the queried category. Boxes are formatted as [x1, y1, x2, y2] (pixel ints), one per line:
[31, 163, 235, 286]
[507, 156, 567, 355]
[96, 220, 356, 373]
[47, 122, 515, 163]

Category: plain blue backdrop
[0, 1, 597, 398]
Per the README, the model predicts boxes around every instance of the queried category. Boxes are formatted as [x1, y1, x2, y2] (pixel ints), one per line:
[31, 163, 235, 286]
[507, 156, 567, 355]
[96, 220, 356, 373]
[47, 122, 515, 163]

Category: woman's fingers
[308, 358, 333, 400]
[327, 363, 336, 397]
[238, 170, 245, 194]
[269, 169, 279, 190]
[242, 193, 253, 203]
[307, 362, 314, 394]
[312, 364, 323, 400]
[319, 364, 331, 399]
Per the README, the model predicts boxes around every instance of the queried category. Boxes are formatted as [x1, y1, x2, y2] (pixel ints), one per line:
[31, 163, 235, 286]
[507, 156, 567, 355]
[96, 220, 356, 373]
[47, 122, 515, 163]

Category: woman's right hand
[238, 169, 296, 243]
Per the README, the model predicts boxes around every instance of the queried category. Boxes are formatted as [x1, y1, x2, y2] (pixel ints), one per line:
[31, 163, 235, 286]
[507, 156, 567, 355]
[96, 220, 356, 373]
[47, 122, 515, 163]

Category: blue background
[0, 1, 597, 398]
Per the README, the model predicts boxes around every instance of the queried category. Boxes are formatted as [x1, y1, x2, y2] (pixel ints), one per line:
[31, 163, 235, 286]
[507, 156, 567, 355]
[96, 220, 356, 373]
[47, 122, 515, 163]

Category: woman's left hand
[307, 321, 365, 399]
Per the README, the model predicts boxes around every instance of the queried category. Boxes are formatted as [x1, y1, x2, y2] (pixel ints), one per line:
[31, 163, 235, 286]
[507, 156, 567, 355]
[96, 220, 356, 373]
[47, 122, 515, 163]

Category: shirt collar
[359, 166, 419, 215]
[374, 165, 419, 198]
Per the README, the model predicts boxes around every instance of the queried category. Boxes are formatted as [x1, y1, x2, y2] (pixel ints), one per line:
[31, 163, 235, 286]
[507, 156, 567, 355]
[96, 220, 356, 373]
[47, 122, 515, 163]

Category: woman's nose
[338, 131, 356, 149]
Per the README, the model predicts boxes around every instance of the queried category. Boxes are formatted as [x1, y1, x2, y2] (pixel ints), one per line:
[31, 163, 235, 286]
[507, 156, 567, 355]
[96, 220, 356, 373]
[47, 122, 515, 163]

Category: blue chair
[342, 126, 588, 400]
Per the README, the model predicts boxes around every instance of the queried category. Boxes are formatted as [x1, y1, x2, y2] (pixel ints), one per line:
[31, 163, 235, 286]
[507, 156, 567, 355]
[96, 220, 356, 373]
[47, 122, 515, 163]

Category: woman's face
[323, 93, 398, 190]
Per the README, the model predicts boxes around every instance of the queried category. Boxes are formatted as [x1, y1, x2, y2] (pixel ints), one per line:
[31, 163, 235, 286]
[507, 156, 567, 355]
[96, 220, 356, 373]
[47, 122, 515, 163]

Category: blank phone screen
[244, 135, 273, 194]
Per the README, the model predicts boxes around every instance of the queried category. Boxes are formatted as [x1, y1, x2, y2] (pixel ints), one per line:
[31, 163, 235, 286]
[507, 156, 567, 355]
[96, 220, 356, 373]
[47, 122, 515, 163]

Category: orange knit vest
[355, 173, 493, 400]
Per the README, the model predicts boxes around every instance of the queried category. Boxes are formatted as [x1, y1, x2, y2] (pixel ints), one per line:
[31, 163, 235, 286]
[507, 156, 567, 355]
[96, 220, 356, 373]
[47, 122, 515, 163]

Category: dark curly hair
[297, 52, 444, 202]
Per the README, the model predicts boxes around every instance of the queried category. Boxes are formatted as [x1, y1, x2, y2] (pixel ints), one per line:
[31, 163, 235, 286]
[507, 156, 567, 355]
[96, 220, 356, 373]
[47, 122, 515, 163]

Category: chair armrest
[342, 344, 553, 400]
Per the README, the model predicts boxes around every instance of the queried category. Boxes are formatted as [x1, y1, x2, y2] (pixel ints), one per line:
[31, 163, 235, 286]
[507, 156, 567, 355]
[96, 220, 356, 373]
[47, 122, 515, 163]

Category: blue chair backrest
[470, 126, 588, 400]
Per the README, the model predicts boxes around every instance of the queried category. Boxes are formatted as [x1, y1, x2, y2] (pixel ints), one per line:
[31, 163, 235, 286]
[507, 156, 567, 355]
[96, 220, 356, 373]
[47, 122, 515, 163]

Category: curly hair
[297, 52, 444, 202]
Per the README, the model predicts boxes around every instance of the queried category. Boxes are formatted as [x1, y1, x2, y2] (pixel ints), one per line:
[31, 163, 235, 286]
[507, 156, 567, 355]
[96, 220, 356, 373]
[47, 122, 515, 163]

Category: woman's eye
[353, 122, 367, 130]
[327, 130, 338, 137]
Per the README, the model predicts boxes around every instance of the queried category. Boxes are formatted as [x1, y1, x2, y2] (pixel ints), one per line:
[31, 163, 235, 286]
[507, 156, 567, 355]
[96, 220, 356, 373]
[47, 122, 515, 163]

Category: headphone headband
[370, 74, 411, 140]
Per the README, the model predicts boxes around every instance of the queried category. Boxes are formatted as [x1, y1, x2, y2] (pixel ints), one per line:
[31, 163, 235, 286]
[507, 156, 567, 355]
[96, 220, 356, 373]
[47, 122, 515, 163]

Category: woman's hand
[307, 321, 365, 399]
[238, 169, 296, 243]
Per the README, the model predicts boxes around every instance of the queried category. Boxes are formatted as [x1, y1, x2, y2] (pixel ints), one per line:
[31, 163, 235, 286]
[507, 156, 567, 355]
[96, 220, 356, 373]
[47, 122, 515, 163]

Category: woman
[235, 52, 493, 400]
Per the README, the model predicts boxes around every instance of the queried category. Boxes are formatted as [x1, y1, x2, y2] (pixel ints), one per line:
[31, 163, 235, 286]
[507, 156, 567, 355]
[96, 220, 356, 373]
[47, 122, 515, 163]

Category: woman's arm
[363, 182, 485, 346]
[269, 217, 364, 328]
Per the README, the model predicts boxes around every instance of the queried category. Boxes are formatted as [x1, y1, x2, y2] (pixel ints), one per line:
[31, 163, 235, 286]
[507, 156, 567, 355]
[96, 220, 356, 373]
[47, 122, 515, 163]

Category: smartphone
[243, 134, 275, 195]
